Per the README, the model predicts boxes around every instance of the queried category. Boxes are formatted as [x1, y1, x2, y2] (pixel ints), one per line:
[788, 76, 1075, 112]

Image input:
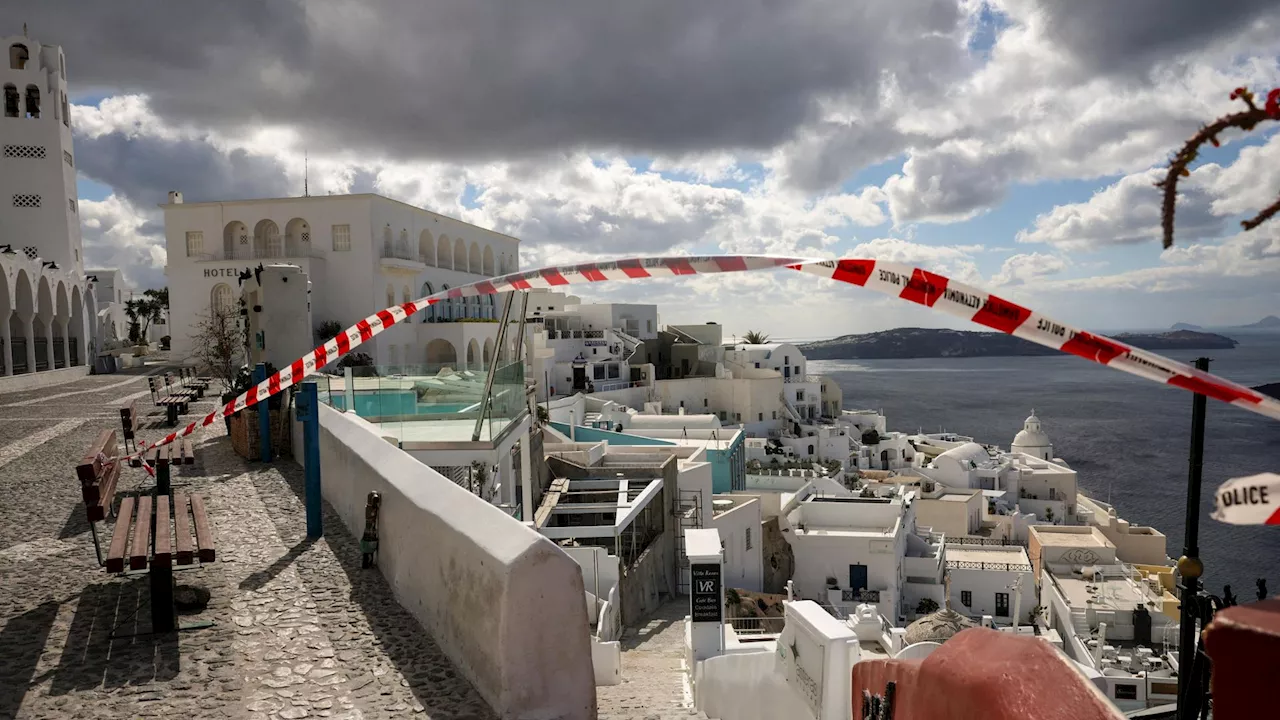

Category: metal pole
[254, 362, 272, 462]
[300, 382, 323, 538]
[472, 291, 517, 442]
[1176, 357, 1209, 720]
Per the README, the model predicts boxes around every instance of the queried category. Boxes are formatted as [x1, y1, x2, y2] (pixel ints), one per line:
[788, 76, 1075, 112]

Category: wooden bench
[148, 376, 190, 426]
[119, 399, 140, 453]
[148, 440, 196, 469]
[179, 367, 211, 398]
[75, 432, 217, 635]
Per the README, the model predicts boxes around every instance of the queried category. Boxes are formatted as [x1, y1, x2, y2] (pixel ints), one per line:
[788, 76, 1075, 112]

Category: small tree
[124, 287, 168, 345]
[189, 301, 243, 392]
[742, 330, 770, 344]
[916, 598, 940, 615]
[316, 320, 343, 343]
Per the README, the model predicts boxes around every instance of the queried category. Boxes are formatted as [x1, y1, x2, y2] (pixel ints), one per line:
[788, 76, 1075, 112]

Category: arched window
[441, 284, 451, 320]
[385, 284, 395, 309]
[469, 242, 482, 275]
[420, 282, 434, 322]
[60, 91, 68, 127]
[24, 85, 39, 118]
[383, 226, 393, 257]
[482, 246, 495, 275]
[397, 229, 409, 258]
[211, 283, 234, 314]
[253, 219, 280, 258]
[9, 44, 29, 70]
[4, 84, 18, 118]
[402, 285, 411, 306]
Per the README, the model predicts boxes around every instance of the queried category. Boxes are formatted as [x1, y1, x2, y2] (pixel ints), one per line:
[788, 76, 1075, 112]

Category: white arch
[426, 338, 457, 366]
[454, 237, 468, 272]
[254, 219, 281, 259]
[285, 217, 310, 256]
[224, 221, 248, 260]
[211, 283, 234, 314]
[482, 246, 495, 275]
[469, 242, 482, 275]
[438, 235, 453, 270]
[419, 230, 435, 266]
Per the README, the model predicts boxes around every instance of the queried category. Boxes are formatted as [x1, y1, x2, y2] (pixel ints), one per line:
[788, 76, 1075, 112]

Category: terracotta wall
[851, 628, 1122, 720]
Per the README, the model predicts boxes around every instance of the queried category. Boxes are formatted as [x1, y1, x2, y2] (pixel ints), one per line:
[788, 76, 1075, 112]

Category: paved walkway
[0, 366, 494, 720]
[598, 599, 706, 720]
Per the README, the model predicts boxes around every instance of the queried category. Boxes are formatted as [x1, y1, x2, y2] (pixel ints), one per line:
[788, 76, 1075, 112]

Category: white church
[1, 31, 108, 383]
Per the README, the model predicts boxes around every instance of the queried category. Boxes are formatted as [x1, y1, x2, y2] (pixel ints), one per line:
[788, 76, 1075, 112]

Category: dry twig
[1157, 87, 1280, 248]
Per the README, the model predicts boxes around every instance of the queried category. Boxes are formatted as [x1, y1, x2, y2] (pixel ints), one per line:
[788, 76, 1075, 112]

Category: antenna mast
[304, 149, 309, 197]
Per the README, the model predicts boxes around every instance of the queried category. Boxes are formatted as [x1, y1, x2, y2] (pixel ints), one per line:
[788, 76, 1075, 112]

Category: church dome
[903, 608, 977, 645]
[1012, 409, 1051, 453]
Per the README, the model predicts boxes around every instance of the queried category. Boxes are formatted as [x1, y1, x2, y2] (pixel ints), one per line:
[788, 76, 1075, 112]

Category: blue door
[849, 564, 868, 592]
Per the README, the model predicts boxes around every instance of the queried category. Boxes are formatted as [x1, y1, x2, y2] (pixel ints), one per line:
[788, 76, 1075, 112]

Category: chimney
[168, 190, 184, 204]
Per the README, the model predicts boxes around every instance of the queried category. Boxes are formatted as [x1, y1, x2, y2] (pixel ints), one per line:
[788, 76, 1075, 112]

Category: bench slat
[174, 492, 194, 566]
[191, 494, 215, 563]
[105, 495, 135, 573]
[76, 429, 116, 483]
[153, 497, 172, 569]
[129, 495, 153, 571]
[85, 461, 120, 523]
[181, 439, 195, 465]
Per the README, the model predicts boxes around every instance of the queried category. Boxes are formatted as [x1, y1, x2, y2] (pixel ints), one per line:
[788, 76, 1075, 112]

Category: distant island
[1236, 315, 1280, 330]
[799, 328, 1238, 360]
[1171, 322, 1204, 331]
[1256, 383, 1280, 400]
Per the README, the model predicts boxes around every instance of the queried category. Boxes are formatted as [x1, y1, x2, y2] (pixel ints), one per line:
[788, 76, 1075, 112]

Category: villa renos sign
[690, 564, 722, 623]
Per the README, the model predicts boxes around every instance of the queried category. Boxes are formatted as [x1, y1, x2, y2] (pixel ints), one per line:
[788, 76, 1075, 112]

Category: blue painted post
[254, 363, 272, 462]
[298, 382, 323, 538]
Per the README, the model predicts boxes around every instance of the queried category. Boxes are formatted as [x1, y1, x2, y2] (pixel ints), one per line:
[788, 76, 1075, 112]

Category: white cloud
[990, 252, 1069, 286]
[1017, 132, 1280, 250]
[79, 194, 167, 290]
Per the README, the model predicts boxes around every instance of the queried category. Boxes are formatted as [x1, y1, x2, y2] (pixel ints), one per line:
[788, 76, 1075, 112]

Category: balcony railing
[194, 248, 323, 262]
[843, 588, 881, 603]
[946, 560, 1033, 572]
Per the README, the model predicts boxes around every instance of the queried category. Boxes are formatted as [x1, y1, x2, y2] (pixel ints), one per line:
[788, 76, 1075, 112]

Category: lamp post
[1176, 357, 1209, 720]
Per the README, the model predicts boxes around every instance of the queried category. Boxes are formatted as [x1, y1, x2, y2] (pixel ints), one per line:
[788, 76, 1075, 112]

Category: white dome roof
[1012, 409, 1051, 449]
[1012, 428, 1051, 448]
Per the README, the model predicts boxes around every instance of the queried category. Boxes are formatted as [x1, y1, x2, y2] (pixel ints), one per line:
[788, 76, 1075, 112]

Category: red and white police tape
[1213, 474, 1280, 525]
[123, 255, 1280, 508]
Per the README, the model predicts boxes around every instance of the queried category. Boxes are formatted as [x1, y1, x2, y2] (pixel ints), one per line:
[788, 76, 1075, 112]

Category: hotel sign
[690, 564, 722, 622]
[203, 267, 244, 278]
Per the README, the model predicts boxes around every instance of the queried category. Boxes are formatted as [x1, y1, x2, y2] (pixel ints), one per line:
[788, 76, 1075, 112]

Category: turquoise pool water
[327, 391, 473, 416]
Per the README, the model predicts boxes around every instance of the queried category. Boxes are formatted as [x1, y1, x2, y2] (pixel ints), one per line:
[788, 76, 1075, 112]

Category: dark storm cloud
[7, 0, 967, 163]
[72, 130, 294, 207]
[1031, 0, 1280, 72]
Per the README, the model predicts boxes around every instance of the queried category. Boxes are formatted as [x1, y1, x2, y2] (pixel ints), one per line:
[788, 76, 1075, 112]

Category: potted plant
[825, 576, 842, 607]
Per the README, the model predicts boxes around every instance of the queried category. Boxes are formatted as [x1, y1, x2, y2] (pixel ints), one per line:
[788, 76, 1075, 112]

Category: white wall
[695, 650, 813, 720]
[711, 497, 763, 592]
[949, 568, 1037, 624]
[318, 405, 595, 719]
[563, 546, 621, 606]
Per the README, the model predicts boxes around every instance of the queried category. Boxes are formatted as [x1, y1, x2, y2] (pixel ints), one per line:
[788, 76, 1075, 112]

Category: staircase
[613, 328, 644, 362]
[673, 490, 703, 595]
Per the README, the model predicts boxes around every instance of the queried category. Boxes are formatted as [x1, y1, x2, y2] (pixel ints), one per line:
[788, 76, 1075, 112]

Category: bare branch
[1157, 87, 1280, 249]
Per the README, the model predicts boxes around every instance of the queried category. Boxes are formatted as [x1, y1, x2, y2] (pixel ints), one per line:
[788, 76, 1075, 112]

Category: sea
[807, 330, 1280, 599]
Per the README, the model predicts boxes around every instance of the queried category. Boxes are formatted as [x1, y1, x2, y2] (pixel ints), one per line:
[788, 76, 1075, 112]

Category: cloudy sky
[11, 0, 1280, 339]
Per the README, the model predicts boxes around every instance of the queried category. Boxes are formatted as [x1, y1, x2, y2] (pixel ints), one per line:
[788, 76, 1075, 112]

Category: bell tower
[1, 29, 82, 272]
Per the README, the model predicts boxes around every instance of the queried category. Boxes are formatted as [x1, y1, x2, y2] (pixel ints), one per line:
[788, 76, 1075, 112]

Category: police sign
[1212, 473, 1280, 525]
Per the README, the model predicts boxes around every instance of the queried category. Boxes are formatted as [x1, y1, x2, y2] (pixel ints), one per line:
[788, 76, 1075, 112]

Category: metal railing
[194, 247, 323, 262]
[727, 615, 786, 635]
[947, 536, 1008, 546]
[946, 560, 1033, 572]
[843, 588, 881, 603]
[380, 244, 423, 263]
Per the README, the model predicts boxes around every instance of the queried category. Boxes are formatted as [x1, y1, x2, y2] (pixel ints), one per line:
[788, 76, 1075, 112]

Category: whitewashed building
[162, 192, 520, 367]
[1, 33, 99, 381]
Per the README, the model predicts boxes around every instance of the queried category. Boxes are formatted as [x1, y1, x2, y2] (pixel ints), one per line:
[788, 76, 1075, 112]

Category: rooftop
[946, 546, 1031, 567]
[1031, 525, 1112, 549]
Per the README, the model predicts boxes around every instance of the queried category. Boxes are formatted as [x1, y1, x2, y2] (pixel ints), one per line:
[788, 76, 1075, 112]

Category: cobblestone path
[598, 599, 708, 720]
[0, 366, 495, 720]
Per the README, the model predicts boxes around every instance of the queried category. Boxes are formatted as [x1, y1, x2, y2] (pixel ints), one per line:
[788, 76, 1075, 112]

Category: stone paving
[598, 600, 707, 720]
[0, 366, 495, 720]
